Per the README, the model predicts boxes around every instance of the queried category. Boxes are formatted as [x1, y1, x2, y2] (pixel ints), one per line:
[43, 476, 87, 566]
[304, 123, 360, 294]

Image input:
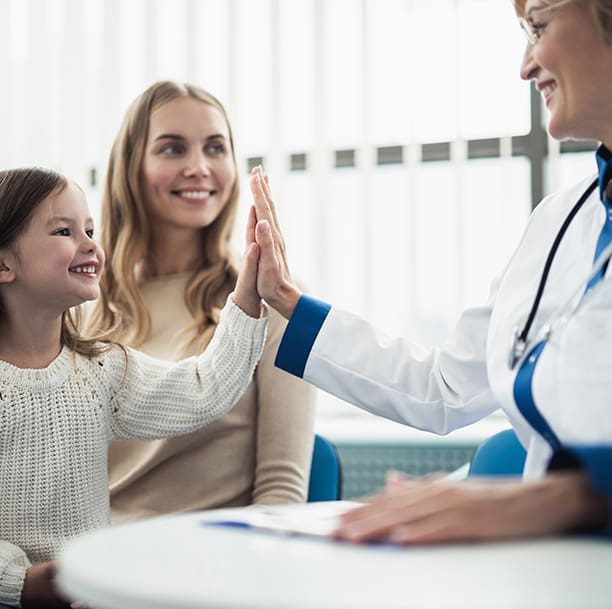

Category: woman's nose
[183, 152, 210, 177]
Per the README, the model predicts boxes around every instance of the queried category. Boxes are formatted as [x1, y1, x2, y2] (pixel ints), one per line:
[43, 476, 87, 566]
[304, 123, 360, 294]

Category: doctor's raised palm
[250, 167, 302, 319]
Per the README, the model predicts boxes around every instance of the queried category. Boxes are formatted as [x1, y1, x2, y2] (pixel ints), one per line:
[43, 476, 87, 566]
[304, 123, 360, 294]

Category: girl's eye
[53, 228, 70, 237]
[86, 229, 94, 238]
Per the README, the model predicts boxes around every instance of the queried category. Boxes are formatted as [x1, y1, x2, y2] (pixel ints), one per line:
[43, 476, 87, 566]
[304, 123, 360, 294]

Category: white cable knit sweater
[0, 296, 267, 606]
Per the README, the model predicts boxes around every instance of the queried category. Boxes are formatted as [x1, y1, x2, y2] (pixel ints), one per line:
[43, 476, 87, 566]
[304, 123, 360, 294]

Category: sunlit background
[2, 0, 600, 491]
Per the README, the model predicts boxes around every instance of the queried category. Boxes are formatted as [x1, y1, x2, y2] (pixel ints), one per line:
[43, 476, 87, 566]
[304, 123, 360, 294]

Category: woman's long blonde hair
[86, 81, 240, 349]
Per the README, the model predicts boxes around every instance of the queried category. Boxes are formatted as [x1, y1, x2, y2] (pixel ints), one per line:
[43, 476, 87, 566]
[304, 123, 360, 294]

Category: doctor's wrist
[267, 284, 302, 320]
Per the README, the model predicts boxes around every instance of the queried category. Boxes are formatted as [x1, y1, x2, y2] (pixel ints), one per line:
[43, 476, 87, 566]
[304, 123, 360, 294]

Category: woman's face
[140, 96, 236, 238]
[520, 1, 612, 144]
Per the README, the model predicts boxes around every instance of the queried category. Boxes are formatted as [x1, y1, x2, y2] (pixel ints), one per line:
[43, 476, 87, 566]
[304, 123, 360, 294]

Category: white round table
[57, 505, 612, 609]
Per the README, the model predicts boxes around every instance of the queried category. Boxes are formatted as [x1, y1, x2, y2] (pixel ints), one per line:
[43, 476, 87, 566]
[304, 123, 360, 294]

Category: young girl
[0, 167, 267, 608]
[85, 81, 315, 521]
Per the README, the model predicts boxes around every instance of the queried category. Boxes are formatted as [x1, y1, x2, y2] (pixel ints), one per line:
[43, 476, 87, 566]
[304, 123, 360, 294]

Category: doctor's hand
[250, 167, 302, 319]
[333, 471, 607, 545]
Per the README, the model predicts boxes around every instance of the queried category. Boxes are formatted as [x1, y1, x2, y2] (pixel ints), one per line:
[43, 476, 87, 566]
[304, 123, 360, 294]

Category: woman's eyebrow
[153, 133, 185, 142]
[153, 133, 226, 142]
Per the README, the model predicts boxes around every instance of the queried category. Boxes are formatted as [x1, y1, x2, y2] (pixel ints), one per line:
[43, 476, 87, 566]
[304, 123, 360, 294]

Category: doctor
[249, 0, 612, 544]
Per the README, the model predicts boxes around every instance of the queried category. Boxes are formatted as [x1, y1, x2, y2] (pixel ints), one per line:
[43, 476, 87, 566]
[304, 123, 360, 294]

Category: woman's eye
[207, 142, 226, 155]
[53, 228, 70, 237]
[159, 143, 184, 155]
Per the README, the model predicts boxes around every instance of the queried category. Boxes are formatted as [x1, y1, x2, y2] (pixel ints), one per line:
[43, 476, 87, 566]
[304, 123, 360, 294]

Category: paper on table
[202, 501, 362, 538]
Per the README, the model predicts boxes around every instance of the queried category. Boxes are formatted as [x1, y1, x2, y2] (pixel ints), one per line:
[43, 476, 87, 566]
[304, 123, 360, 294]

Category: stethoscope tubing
[509, 178, 599, 369]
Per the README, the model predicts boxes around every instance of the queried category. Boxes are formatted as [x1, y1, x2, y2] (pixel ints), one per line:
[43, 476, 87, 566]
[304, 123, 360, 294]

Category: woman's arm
[251, 308, 316, 504]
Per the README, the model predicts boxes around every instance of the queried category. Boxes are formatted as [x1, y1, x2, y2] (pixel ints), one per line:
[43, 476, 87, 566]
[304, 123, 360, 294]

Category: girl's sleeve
[108, 295, 268, 440]
[0, 541, 31, 607]
[251, 308, 317, 504]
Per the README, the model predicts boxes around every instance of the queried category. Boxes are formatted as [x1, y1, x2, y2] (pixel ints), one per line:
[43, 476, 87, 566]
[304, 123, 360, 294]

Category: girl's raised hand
[250, 167, 302, 319]
[232, 204, 262, 318]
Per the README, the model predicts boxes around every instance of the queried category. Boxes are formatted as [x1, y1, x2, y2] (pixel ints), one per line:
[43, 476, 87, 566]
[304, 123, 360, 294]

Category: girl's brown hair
[0, 167, 109, 357]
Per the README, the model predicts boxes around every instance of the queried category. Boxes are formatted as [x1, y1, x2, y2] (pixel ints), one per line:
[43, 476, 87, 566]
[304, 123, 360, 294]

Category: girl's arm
[107, 295, 268, 440]
[0, 540, 30, 607]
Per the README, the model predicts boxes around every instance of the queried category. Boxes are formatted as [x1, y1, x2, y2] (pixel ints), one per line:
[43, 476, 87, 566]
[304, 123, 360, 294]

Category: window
[3, 0, 598, 426]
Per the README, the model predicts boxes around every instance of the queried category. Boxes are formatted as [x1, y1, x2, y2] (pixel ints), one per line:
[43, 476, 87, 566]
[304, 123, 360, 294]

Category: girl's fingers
[233, 242, 261, 319]
[246, 205, 257, 247]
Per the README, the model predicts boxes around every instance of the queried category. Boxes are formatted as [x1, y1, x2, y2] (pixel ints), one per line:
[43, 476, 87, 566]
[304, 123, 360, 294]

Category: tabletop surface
[57, 503, 612, 609]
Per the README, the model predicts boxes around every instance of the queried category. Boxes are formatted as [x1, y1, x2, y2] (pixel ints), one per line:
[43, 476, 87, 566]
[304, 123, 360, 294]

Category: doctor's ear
[0, 254, 16, 284]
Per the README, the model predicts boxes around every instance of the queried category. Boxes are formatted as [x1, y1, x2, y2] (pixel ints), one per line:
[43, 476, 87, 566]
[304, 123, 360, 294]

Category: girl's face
[5, 181, 105, 313]
[140, 96, 237, 240]
[520, 2, 612, 145]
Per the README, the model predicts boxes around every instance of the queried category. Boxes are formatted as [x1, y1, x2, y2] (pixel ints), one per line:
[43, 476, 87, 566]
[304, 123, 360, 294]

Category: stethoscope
[508, 177, 599, 370]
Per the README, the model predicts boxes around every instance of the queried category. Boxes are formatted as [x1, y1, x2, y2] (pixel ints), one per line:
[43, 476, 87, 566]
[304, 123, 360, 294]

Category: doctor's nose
[520, 43, 538, 82]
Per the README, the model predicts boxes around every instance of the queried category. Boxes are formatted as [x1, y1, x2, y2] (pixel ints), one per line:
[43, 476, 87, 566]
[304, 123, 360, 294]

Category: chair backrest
[307, 434, 342, 502]
[468, 429, 527, 477]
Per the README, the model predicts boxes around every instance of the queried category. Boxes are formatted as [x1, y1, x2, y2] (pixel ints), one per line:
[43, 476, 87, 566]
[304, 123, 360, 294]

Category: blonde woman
[87, 81, 315, 521]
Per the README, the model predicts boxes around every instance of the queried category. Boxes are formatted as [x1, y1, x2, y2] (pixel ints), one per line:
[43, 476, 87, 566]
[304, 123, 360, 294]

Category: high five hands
[249, 166, 302, 319]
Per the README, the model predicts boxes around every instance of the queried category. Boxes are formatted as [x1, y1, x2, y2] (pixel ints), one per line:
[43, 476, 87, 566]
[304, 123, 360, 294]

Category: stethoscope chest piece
[508, 326, 527, 370]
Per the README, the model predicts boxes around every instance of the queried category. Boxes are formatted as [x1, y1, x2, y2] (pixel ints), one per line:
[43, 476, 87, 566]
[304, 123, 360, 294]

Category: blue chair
[468, 429, 527, 477]
[307, 434, 342, 502]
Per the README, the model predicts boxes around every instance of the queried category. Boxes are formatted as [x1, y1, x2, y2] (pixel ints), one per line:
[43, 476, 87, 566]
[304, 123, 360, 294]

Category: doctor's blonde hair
[513, 0, 612, 38]
[86, 81, 241, 350]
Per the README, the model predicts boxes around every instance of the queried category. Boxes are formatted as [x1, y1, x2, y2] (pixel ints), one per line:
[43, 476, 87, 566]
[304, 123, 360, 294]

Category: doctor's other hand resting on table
[250, 0, 612, 545]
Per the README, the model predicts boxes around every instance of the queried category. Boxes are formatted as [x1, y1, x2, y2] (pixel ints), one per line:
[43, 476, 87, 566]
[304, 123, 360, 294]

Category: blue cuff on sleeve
[274, 294, 332, 378]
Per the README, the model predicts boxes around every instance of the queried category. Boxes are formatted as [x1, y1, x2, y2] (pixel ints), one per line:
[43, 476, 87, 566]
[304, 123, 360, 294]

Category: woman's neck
[149, 228, 205, 276]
